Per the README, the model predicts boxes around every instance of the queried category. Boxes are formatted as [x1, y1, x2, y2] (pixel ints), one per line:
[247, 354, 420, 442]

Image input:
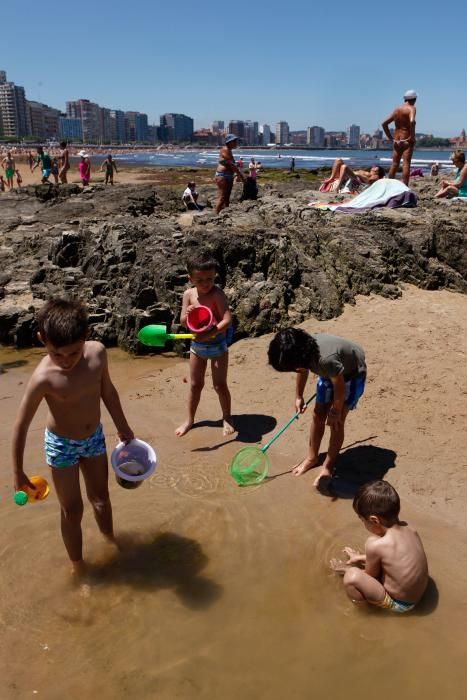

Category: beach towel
[309, 179, 417, 213]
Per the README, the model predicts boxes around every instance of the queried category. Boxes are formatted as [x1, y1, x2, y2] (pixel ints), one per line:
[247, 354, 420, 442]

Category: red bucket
[186, 305, 214, 333]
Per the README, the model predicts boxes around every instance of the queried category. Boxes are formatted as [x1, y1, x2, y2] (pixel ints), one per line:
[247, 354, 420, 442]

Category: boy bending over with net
[268, 328, 367, 487]
[176, 251, 234, 437]
[331, 480, 428, 613]
[12, 299, 134, 576]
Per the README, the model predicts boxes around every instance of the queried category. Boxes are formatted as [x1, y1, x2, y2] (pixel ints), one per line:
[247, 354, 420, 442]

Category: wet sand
[1, 286, 467, 699]
[4, 156, 215, 189]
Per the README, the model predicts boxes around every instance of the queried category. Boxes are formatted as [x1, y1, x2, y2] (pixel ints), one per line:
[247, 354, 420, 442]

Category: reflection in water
[87, 531, 222, 610]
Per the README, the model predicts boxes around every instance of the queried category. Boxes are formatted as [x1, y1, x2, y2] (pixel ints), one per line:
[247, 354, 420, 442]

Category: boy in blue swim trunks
[175, 252, 234, 437]
[330, 480, 428, 613]
[268, 328, 367, 487]
[12, 299, 134, 576]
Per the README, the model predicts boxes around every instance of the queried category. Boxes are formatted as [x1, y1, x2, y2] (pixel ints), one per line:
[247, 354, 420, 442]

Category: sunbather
[320, 160, 385, 194]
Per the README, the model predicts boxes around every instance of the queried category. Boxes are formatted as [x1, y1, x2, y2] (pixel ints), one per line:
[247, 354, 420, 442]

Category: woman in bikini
[215, 134, 244, 214]
[434, 150, 467, 198]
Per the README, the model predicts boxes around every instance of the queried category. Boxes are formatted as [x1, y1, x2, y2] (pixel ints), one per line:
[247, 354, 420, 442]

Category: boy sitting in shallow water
[331, 480, 428, 613]
[175, 252, 234, 437]
[12, 299, 135, 576]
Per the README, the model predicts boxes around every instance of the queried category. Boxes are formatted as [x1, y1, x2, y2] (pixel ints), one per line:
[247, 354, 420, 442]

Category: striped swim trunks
[372, 590, 416, 614]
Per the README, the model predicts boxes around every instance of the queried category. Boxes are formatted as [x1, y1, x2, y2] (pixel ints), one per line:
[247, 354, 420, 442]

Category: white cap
[77, 150, 90, 157]
[404, 89, 417, 100]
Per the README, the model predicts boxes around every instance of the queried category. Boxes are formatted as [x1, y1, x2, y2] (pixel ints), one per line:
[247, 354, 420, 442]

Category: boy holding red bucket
[176, 251, 234, 437]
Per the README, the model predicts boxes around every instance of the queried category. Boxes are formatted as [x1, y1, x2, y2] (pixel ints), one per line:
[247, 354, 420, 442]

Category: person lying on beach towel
[319, 159, 385, 194]
[310, 178, 417, 213]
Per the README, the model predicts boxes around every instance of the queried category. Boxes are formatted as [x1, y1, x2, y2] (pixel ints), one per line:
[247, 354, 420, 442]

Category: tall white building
[260, 124, 271, 145]
[0, 70, 30, 138]
[275, 121, 289, 145]
[306, 125, 325, 147]
[347, 124, 361, 148]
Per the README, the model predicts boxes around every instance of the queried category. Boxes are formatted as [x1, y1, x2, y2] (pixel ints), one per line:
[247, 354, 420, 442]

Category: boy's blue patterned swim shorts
[316, 373, 366, 410]
[44, 423, 107, 468]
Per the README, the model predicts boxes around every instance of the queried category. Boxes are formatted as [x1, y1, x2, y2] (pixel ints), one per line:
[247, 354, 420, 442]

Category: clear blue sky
[3, 0, 466, 136]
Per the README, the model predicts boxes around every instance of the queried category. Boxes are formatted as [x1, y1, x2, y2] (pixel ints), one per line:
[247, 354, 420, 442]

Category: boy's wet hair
[37, 298, 89, 347]
[187, 251, 219, 275]
[268, 328, 320, 372]
[59, 141, 67, 148]
[353, 480, 400, 525]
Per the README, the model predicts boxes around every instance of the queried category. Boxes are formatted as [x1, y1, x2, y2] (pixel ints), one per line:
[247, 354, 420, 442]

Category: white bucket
[110, 439, 157, 482]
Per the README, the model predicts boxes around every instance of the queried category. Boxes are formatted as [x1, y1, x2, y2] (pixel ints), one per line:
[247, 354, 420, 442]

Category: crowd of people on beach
[0, 142, 120, 190]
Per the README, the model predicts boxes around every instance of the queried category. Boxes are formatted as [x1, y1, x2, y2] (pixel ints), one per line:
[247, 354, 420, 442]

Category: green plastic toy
[229, 394, 317, 486]
[14, 491, 29, 506]
[137, 324, 194, 348]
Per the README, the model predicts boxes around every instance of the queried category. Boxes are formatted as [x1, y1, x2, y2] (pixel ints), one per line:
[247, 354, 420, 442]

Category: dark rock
[0, 180, 465, 351]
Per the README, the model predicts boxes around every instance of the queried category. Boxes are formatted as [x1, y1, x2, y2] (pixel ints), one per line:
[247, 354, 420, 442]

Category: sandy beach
[1, 285, 467, 699]
[4, 154, 205, 188]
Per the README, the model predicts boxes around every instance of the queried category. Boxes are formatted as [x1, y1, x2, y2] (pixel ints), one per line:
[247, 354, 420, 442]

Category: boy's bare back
[366, 522, 428, 603]
[24, 340, 106, 440]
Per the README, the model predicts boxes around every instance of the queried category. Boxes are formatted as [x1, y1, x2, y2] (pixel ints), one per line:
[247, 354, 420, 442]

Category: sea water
[92, 148, 454, 174]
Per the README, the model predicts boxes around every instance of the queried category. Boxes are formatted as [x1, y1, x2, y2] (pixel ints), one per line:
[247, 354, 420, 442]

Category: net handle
[262, 393, 316, 454]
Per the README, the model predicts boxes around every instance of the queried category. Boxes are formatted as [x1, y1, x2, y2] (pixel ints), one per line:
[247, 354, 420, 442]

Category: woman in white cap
[382, 90, 417, 185]
[214, 134, 244, 214]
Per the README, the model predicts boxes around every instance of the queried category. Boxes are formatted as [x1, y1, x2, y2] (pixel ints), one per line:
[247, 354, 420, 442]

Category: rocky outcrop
[0, 179, 465, 351]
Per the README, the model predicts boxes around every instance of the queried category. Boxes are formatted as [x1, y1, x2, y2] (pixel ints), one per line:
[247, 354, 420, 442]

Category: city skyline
[1, 68, 463, 140]
[1, 69, 463, 148]
[2, 0, 466, 137]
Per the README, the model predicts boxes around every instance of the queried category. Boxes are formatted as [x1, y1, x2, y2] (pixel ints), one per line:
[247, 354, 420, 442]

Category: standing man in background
[382, 90, 417, 186]
[59, 141, 70, 183]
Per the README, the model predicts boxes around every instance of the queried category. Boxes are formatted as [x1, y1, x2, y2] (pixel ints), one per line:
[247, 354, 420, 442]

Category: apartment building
[275, 121, 290, 145]
[0, 70, 30, 138]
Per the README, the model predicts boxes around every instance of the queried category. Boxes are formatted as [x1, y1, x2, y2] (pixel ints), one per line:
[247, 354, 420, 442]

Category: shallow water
[1, 348, 467, 700]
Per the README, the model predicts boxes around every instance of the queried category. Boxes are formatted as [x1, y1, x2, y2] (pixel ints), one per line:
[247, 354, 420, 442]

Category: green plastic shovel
[137, 324, 194, 348]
